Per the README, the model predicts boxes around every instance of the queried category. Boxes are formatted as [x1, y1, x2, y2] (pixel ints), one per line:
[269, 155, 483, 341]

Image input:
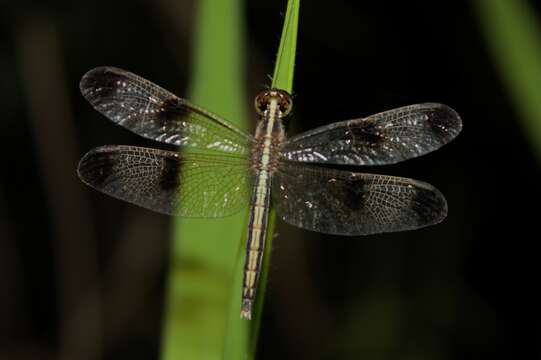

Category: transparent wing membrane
[78, 67, 461, 234]
[80, 67, 253, 155]
[272, 162, 448, 236]
[77, 145, 251, 217]
[282, 103, 462, 166]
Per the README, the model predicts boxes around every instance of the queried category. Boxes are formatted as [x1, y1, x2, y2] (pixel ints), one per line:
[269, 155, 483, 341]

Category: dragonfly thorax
[251, 92, 287, 173]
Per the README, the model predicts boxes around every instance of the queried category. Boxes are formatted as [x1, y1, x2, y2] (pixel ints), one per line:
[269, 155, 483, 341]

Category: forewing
[272, 162, 447, 235]
[77, 145, 251, 217]
[282, 103, 462, 165]
[80, 67, 253, 155]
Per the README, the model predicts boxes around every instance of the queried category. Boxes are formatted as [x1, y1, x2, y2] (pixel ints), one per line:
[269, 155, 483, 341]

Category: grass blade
[272, 0, 300, 92]
[246, 0, 300, 357]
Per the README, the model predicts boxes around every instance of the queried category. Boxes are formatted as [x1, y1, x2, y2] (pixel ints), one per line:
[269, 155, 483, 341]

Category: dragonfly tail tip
[240, 299, 253, 320]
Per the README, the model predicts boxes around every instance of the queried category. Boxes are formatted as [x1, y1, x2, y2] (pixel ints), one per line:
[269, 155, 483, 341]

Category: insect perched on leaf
[77, 67, 462, 319]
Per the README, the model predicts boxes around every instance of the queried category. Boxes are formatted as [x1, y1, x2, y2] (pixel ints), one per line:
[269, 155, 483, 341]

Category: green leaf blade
[272, 0, 300, 92]
[162, 0, 300, 359]
[161, 0, 248, 359]
[247, 0, 300, 357]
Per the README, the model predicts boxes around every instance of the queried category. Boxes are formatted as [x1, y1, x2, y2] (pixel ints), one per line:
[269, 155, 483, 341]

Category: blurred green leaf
[161, 0, 248, 359]
[476, 0, 541, 160]
[161, 0, 300, 359]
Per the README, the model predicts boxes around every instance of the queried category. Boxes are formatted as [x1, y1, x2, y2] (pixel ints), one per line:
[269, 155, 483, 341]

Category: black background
[1, 1, 540, 359]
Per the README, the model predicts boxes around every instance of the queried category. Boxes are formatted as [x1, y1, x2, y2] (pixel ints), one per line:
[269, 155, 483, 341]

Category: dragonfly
[77, 66, 462, 320]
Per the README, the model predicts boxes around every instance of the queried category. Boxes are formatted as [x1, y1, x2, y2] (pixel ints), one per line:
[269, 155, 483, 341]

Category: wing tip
[422, 103, 463, 142]
[79, 66, 127, 101]
[410, 180, 449, 227]
[77, 146, 120, 188]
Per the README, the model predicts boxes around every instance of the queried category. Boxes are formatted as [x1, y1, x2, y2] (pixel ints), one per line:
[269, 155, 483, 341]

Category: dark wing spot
[350, 122, 384, 146]
[424, 104, 462, 143]
[410, 184, 448, 226]
[80, 67, 123, 102]
[159, 155, 182, 191]
[158, 97, 183, 120]
[158, 97, 184, 123]
[340, 176, 367, 211]
[77, 149, 116, 187]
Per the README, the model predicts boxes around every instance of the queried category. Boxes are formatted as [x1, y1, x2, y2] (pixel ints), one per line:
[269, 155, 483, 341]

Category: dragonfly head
[255, 89, 293, 118]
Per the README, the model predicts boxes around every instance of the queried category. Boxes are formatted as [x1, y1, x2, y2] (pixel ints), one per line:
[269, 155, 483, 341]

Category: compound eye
[254, 93, 268, 116]
[277, 92, 293, 117]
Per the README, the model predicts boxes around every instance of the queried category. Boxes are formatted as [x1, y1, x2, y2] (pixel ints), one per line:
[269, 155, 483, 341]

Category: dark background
[1, 0, 540, 359]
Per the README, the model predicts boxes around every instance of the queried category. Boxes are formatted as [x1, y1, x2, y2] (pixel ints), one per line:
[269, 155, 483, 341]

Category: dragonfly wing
[272, 162, 447, 235]
[80, 67, 253, 155]
[281, 103, 462, 165]
[77, 145, 251, 217]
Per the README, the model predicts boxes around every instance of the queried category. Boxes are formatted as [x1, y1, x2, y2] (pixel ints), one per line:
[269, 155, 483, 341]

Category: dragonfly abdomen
[241, 92, 288, 319]
[241, 169, 272, 319]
